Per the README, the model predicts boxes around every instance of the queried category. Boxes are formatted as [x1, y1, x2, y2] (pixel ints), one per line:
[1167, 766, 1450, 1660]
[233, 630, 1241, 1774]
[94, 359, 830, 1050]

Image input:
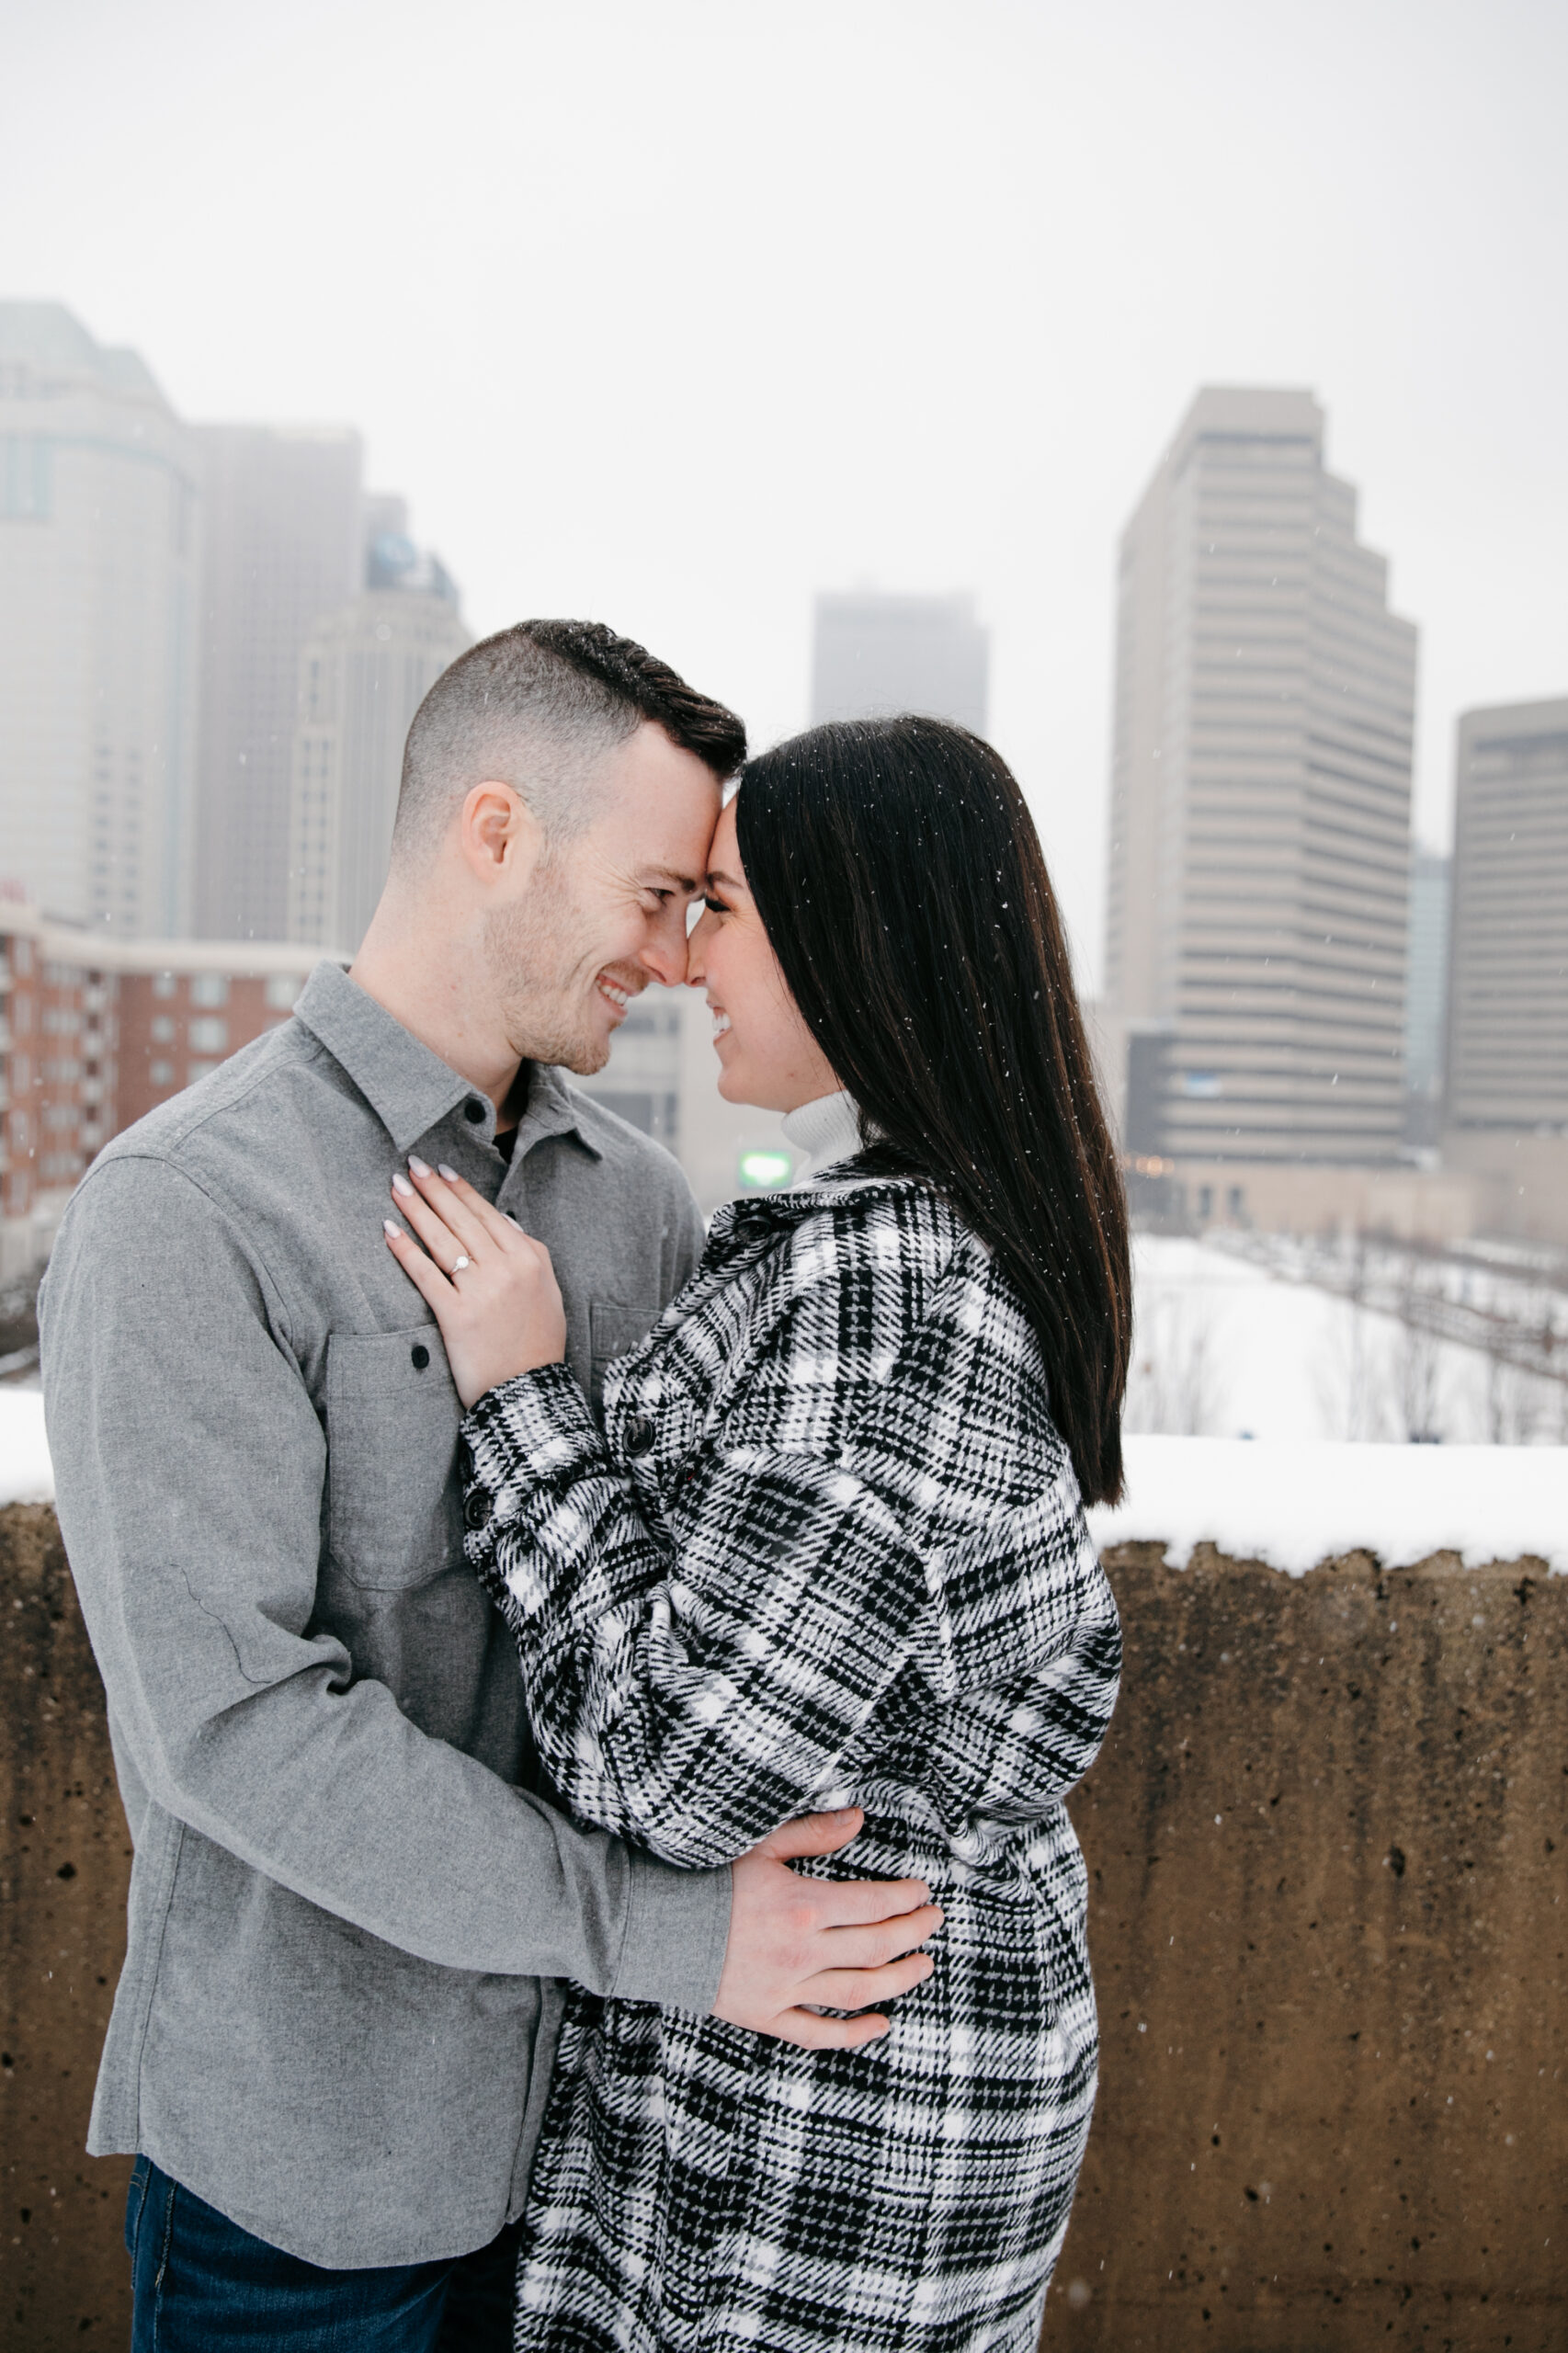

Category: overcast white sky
[4, 0, 1564, 985]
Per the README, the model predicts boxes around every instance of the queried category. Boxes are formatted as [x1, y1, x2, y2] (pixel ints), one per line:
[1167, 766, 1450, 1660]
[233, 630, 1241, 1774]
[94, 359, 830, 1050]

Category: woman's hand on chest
[382, 1157, 566, 1410]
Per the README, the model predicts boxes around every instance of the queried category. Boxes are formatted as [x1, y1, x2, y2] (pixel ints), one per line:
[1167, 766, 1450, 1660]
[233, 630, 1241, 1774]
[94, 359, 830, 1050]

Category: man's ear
[459, 781, 545, 886]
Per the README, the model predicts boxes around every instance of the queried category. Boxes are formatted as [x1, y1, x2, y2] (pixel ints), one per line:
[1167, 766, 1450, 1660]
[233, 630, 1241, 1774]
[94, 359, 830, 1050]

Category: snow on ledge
[1092, 1435, 1568, 1577]
[3, 1395, 1564, 1577]
[0, 1392, 53, 1507]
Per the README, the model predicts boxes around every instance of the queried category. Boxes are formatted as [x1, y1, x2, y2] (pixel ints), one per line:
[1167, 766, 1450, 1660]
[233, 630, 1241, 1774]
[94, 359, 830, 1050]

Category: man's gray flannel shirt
[39, 961, 731, 2269]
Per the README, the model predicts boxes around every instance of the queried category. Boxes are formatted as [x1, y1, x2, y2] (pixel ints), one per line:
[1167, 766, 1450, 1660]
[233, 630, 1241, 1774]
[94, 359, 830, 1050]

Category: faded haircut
[391, 620, 746, 866]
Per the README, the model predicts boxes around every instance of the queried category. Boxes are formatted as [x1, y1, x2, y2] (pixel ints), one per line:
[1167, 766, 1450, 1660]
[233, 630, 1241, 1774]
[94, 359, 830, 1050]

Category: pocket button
[625, 1415, 655, 1458]
[464, 1489, 493, 1529]
[411, 1344, 430, 1370]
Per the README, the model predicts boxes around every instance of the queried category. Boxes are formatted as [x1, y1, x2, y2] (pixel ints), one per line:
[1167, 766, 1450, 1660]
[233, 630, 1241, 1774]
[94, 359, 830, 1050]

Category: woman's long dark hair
[735, 716, 1131, 1506]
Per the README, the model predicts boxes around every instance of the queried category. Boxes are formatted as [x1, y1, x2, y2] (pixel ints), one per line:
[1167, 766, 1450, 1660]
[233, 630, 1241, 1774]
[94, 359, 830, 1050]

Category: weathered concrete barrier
[2, 1504, 133, 2345]
[1049, 1543, 1566, 2351]
[3, 1506, 1563, 2348]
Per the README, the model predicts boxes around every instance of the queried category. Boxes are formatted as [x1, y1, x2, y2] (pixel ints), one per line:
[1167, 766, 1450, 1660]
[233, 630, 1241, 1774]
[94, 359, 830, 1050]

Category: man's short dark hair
[392, 620, 746, 863]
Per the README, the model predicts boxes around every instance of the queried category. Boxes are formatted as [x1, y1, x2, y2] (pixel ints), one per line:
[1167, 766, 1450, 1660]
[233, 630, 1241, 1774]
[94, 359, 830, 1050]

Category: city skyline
[4, 2, 1562, 991]
[0, 278, 1551, 980]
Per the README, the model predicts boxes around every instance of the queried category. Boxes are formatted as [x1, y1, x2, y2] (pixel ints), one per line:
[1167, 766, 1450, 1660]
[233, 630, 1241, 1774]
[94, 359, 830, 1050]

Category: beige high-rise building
[193, 424, 362, 942]
[286, 510, 469, 956]
[1104, 387, 1417, 1195]
[0, 303, 200, 938]
[1441, 698, 1568, 1244]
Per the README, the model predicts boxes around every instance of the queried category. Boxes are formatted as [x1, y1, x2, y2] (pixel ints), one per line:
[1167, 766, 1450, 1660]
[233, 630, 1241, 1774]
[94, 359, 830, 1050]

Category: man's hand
[713, 1808, 943, 2049]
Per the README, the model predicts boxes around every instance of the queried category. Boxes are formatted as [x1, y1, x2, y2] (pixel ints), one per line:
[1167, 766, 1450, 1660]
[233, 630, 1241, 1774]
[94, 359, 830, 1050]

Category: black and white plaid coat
[461, 1161, 1121, 2353]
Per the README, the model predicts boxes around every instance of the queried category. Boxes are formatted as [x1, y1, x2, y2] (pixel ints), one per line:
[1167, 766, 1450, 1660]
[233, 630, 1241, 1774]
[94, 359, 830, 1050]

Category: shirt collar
[291, 960, 602, 1162]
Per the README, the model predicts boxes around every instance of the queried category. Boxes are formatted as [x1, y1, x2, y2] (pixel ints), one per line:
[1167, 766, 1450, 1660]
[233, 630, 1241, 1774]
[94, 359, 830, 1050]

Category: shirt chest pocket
[324, 1327, 464, 1590]
[588, 1300, 660, 1414]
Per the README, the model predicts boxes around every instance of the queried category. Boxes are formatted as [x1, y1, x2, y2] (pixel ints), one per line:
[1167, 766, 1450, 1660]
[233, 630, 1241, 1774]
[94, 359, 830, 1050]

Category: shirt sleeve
[460, 1251, 1114, 1870]
[40, 1152, 730, 2007]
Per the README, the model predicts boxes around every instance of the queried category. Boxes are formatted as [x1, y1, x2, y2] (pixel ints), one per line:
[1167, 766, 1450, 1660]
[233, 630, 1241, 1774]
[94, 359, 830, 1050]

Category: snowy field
[1126, 1233, 1568, 1448]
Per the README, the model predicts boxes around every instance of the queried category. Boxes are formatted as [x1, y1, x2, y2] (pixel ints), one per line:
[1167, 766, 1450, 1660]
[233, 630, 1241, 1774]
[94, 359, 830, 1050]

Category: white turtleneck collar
[780, 1089, 864, 1181]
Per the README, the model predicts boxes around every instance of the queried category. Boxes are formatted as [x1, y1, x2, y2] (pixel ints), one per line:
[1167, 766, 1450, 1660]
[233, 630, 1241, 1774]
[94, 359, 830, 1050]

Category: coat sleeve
[460, 1248, 1108, 1869]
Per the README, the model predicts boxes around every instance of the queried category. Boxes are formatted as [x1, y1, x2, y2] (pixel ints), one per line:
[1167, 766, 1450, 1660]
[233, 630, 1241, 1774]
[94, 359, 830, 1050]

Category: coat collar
[709, 1161, 924, 1248]
[291, 960, 602, 1162]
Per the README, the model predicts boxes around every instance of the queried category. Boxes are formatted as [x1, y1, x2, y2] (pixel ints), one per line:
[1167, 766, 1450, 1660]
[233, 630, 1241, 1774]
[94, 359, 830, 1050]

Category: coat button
[463, 1097, 486, 1124]
[464, 1489, 493, 1529]
[625, 1415, 655, 1457]
[411, 1344, 430, 1370]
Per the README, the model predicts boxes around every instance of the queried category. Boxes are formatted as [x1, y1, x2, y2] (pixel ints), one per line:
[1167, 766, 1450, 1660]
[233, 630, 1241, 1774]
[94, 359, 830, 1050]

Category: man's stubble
[483, 857, 610, 1077]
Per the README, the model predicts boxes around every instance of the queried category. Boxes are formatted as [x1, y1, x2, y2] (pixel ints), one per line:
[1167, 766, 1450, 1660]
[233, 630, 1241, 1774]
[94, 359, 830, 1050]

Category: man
[40, 621, 940, 2349]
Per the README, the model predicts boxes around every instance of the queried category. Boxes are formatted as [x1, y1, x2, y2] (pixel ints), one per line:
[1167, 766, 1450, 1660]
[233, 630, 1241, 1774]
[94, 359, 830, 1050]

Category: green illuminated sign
[738, 1148, 793, 1190]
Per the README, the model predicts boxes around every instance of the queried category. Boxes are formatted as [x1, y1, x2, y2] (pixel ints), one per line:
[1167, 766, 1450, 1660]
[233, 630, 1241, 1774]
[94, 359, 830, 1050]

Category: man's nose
[638, 926, 689, 988]
[684, 909, 712, 986]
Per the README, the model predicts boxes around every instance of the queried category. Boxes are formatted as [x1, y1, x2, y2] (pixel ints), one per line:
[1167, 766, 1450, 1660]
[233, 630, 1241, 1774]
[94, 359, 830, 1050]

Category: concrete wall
[3, 1506, 1563, 2349]
[2, 1504, 133, 2345]
[1047, 1543, 1565, 2351]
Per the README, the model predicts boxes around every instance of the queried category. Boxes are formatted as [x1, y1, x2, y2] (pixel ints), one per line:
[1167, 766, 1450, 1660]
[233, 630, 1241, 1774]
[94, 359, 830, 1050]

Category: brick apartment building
[0, 894, 325, 1279]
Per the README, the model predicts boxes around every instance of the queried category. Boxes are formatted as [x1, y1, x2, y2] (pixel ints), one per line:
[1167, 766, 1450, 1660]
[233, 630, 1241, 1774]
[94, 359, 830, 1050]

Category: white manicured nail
[408, 1155, 431, 1176]
[437, 1164, 460, 1182]
[383, 1219, 403, 1237]
[392, 1172, 415, 1197]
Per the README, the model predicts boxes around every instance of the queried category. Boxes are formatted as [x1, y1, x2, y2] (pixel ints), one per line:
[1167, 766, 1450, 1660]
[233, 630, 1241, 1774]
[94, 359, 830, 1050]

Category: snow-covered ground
[1126, 1234, 1568, 1447]
[4, 1383, 1562, 1574]
[0, 1391, 51, 1505]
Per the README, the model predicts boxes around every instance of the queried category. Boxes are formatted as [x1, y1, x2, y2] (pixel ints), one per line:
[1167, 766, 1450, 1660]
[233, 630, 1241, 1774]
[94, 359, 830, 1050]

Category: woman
[386, 717, 1131, 2352]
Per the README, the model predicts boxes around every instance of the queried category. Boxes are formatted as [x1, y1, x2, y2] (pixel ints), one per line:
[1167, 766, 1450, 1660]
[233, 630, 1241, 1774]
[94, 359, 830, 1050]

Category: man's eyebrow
[704, 867, 743, 892]
[641, 865, 701, 892]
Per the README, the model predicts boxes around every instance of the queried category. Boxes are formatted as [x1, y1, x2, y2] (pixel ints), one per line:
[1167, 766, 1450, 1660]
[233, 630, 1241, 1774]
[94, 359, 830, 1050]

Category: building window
[149, 1061, 175, 1086]
[264, 973, 303, 1011]
[152, 972, 177, 999]
[1, 435, 51, 520]
[188, 1017, 228, 1055]
[187, 1061, 219, 1086]
[151, 1016, 176, 1044]
[190, 973, 229, 1009]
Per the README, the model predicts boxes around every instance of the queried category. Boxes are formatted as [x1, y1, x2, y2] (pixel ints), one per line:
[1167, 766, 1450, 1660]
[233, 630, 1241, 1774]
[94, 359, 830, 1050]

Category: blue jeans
[125, 2156, 521, 2350]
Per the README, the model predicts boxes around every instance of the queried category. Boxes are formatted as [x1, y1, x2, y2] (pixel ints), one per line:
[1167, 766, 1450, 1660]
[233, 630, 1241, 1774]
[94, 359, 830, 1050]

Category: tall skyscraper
[1403, 844, 1451, 1147]
[286, 504, 469, 955]
[1442, 698, 1568, 1239]
[810, 592, 988, 734]
[1104, 386, 1417, 1186]
[0, 302, 200, 937]
[193, 424, 362, 941]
